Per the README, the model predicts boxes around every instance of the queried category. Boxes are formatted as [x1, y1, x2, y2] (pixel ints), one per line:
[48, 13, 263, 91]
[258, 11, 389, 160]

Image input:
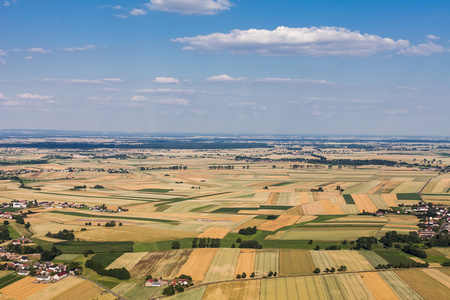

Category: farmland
[0, 138, 450, 299]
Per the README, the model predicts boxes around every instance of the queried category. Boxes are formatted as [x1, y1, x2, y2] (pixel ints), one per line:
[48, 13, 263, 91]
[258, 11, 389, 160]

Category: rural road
[76, 275, 125, 300]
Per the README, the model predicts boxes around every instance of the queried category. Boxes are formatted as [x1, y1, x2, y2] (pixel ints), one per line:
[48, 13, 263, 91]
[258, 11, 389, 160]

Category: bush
[313, 268, 320, 274]
[314, 245, 320, 250]
[239, 226, 257, 235]
[163, 285, 175, 296]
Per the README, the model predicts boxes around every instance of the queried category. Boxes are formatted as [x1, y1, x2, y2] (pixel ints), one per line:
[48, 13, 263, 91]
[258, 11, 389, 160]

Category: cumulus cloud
[63, 45, 96, 52]
[426, 34, 440, 40]
[96, 88, 120, 92]
[146, 0, 232, 15]
[398, 42, 444, 56]
[115, 14, 128, 19]
[24, 56, 33, 60]
[206, 74, 247, 82]
[156, 98, 189, 105]
[396, 86, 419, 91]
[0, 94, 7, 100]
[131, 95, 149, 101]
[2, 100, 23, 106]
[254, 78, 335, 85]
[40, 78, 123, 84]
[153, 77, 179, 84]
[17, 93, 53, 100]
[130, 8, 147, 16]
[27, 48, 51, 54]
[173, 26, 445, 57]
[133, 88, 200, 94]
[113, 5, 122, 10]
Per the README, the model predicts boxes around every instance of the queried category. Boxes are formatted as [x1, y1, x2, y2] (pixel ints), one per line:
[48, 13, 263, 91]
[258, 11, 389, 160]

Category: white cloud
[17, 93, 53, 100]
[113, 5, 122, 10]
[426, 34, 440, 40]
[40, 78, 123, 84]
[0, 94, 7, 100]
[396, 86, 419, 91]
[24, 56, 33, 60]
[4, 1, 10, 6]
[153, 77, 179, 84]
[0, 49, 6, 64]
[131, 95, 149, 101]
[146, 0, 232, 15]
[156, 98, 189, 105]
[130, 8, 147, 16]
[96, 88, 120, 92]
[63, 45, 96, 52]
[87, 96, 112, 101]
[398, 42, 444, 56]
[115, 14, 128, 19]
[2, 100, 23, 106]
[206, 74, 247, 82]
[173, 26, 416, 57]
[27, 48, 51, 54]
[228, 102, 267, 110]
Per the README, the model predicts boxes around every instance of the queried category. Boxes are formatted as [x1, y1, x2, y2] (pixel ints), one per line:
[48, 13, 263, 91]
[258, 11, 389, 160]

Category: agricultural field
[0, 277, 50, 299]
[203, 248, 241, 282]
[203, 280, 260, 300]
[106, 252, 148, 270]
[177, 248, 218, 281]
[310, 250, 374, 272]
[234, 249, 256, 276]
[279, 227, 381, 241]
[279, 249, 315, 276]
[395, 269, 450, 299]
[130, 249, 192, 279]
[254, 249, 279, 276]
[359, 272, 400, 300]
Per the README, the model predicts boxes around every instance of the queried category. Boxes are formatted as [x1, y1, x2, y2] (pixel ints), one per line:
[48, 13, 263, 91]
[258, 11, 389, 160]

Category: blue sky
[0, 0, 449, 135]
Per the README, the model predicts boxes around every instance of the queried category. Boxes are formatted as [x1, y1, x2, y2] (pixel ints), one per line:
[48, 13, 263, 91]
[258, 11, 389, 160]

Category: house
[53, 271, 67, 281]
[36, 275, 51, 281]
[18, 270, 29, 276]
[145, 279, 168, 287]
[19, 256, 29, 262]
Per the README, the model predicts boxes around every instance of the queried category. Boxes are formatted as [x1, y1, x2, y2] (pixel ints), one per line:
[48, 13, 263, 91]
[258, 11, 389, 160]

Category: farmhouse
[53, 271, 68, 281]
[18, 270, 29, 276]
[145, 279, 168, 287]
[36, 275, 51, 281]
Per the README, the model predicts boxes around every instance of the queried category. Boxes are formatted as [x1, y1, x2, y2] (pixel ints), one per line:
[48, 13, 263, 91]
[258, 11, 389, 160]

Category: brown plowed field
[130, 249, 192, 279]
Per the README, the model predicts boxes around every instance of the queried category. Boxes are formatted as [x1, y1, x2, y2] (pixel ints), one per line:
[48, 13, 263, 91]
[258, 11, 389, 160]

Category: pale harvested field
[311, 250, 374, 272]
[299, 192, 311, 204]
[433, 247, 450, 256]
[325, 215, 388, 223]
[368, 194, 390, 209]
[202, 280, 260, 300]
[0, 277, 49, 300]
[75, 225, 197, 242]
[395, 269, 450, 300]
[296, 215, 317, 223]
[264, 230, 285, 240]
[392, 182, 424, 194]
[360, 272, 400, 300]
[336, 273, 375, 300]
[432, 178, 450, 193]
[280, 227, 380, 241]
[283, 205, 304, 215]
[52, 280, 104, 300]
[352, 194, 378, 213]
[378, 271, 423, 300]
[257, 215, 300, 231]
[177, 248, 218, 281]
[106, 252, 148, 270]
[279, 249, 315, 276]
[260, 276, 325, 300]
[130, 249, 192, 279]
[231, 219, 266, 233]
[420, 268, 450, 289]
[302, 201, 326, 215]
[265, 192, 279, 204]
[234, 249, 256, 276]
[25, 276, 84, 300]
[204, 248, 240, 282]
[198, 227, 231, 239]
[254, 249, 279, 276]
[409, 256, 426, 264]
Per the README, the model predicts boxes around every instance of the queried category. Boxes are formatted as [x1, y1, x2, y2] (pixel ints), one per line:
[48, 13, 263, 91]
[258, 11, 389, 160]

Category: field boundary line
[75, 275, 126, 300]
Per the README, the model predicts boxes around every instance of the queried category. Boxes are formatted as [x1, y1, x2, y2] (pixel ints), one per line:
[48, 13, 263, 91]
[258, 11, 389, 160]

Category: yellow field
[279, 249, 315, 276]
[198, 227, 231, 239]
[336, 273, 375, 300]
[204, 248, 240, 282]
[130, 249, 192, 279]
[257, 215, 301, 231]
[52, 280, 104, 300]
[352, 194, 378, 213]
[0, 277, 50, 299]
[420, 268, 450, 289]
[232, 219, 266, 233]
[25, 276, 84, 300]
[106, 252, 148, 270]
[302, 201, 326, 215]
[396, 269, 450, 300]
[359, 272, 400, 300]
[254, 249, 279, 276]
[202, 280, 260, 300]
[382, 194, 398, 206]
[310, 250, 374, 272]
[320, 199, 345, 214]
[177, 248, 218, 281]
[260, 276, 326, 300]
[234, 249, 256, 276]
[296, 215, 317, 223]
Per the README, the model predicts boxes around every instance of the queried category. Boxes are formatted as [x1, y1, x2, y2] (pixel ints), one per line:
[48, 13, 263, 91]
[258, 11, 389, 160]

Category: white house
[53, 271, 67, 281]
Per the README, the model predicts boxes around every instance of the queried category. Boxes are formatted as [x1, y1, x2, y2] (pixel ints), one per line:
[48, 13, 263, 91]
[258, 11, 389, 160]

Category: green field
[54, 241, 134, 253]
[0, 273, 22, 289]
[53, 254, 81, 262]
[92, 252, 125, 267]
[374, 250, 412, 265]
[49, 210, 179, 224]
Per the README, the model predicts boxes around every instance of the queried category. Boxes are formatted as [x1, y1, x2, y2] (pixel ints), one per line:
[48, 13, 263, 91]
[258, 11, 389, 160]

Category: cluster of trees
[402, 244, 427, 258]
[426, 233, 450, 247]
[209, 165, 234, 170]
[235, 272, 247, 279]
[93, 185, 104, 189]
[104, 221, 116, 227]
[45, 229, 75, 240]
[325, 245, 341, 250]
[163, 284, 185, 296]
[70, 185, 86, 190]
[85, 259, 130, 279]
[6, 244, 43, 255]
[354, 237, 378, 250]
[375, 261, 429, 269]
[379, 231, 421, 247]
[191, 238, 220, 248]
[238, 240, 262, 249]
[0, 225, 10, 242]
[267, 271, 277, 277]
[310, 187, 324, 192]
[171, 241, 180, 249]
[239, 226, 257, 235]
[266, 215, 278, 220]
[41, 247, 62, 261]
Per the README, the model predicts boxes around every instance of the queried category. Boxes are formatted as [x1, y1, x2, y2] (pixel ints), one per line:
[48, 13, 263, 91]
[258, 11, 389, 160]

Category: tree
[242, 272, 247, 279]
[250, 272, 255, 278]
[145, 274, 152, 280]
[236, 274, 241, 279]
[25, 222, 31, 229]
[3, 221, 9, 225]
[231, 244, 235, 248]
[236, 238, 242, 243]
[314, 245, 320, 250]
[175, 285, 184, 293]
[162, 285, 175, 296]
[313, 268, 321, 274]
[308, 240, 313, 244]
[171, 241, 180, 249]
